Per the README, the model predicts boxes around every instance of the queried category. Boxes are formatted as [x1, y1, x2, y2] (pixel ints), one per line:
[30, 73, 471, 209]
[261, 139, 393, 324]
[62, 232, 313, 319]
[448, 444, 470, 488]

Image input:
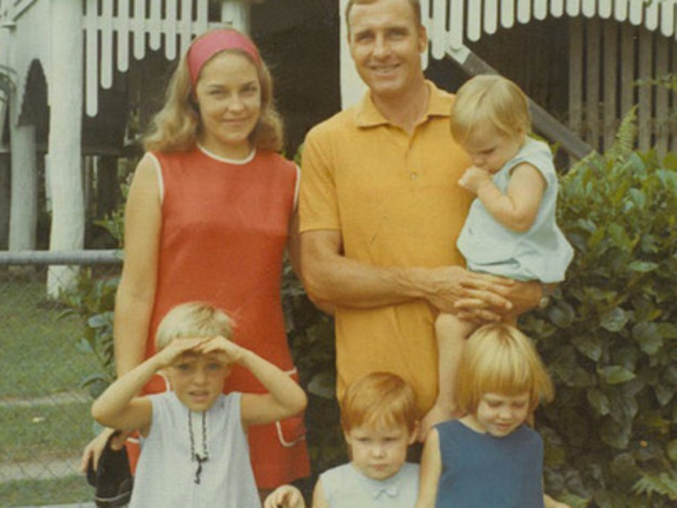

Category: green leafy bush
[523, 115, 677, 507]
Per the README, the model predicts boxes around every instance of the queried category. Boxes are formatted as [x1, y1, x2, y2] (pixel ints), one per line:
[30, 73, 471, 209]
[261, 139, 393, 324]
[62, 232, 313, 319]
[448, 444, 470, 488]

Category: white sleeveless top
[130, 391, 261, 508]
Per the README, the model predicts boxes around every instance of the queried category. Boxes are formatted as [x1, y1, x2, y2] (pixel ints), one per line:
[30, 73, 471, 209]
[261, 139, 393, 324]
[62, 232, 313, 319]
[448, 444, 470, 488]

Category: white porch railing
[81, 0, 252, 117]
[422, 0, 677, 60]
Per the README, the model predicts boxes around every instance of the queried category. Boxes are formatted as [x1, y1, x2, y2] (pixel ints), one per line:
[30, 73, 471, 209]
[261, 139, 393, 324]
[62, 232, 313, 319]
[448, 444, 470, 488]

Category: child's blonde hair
[450, 74, 531, 144]
[340, 372, 419, 434]
[155, 302, 235, 351]
[455, 324, 554, 415]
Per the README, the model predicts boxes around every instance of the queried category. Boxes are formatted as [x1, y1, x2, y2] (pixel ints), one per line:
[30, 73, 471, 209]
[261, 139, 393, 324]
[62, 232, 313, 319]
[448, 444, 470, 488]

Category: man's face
[348, 0, 427, 101]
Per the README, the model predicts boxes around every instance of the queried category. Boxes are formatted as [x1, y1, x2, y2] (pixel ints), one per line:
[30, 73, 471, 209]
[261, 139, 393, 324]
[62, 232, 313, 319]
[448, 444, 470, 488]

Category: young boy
[92, 302, 307, 508]
[265, 371, 420, 508]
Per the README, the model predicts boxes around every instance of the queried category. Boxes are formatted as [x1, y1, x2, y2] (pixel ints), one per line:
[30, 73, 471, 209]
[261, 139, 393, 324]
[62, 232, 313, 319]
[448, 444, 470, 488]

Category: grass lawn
[0, 275, 103, 506]
[1, 402, 94, 463]
[0, 476, 93, 507]
[0, 278, 101, 399]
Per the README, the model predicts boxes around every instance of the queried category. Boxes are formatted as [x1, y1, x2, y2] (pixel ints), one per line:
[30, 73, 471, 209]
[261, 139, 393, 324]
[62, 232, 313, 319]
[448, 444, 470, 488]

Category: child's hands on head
[459, 165, 492, 194]
[155, 337, 209, 369]
[263, 485, 306, 508]
[194, 335, 245, 365]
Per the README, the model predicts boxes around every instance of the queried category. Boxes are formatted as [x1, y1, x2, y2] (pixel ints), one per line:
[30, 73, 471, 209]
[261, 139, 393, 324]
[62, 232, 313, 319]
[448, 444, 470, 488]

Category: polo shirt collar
[354, 80, 451, 128]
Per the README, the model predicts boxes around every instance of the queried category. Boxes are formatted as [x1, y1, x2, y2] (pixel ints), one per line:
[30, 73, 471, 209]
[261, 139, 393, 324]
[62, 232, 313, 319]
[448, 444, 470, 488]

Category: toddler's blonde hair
[450, 74, 531, 144]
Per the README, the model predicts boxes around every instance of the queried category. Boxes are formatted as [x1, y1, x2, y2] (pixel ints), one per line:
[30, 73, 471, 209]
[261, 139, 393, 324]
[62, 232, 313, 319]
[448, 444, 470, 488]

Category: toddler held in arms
[422, 74, 574, 436]
[91, 302, 307, 508]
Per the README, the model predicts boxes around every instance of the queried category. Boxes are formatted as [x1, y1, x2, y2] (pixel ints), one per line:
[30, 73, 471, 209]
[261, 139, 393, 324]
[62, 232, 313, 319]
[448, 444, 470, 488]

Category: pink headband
[187, 29, 261, 87]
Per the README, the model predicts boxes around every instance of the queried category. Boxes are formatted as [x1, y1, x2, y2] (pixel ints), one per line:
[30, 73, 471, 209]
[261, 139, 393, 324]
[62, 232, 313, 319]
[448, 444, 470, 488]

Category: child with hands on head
[422, 74, 574, 437]
[416, 323, 570, 508]
[265, 371, 420, 508]
[91, 302, 307, 508]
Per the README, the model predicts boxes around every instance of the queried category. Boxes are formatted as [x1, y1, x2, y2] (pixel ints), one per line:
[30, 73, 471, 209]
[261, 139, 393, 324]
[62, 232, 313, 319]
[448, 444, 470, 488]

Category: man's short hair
[345, 0, 423, 33]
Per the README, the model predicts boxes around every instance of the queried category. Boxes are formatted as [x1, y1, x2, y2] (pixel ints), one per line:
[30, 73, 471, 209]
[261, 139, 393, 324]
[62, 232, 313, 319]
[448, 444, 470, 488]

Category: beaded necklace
[188, 410, 209, 484]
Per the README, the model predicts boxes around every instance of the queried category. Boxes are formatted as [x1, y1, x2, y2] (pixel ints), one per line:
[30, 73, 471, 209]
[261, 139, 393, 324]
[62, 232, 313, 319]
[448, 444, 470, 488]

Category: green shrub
[523, 115, 677, 507]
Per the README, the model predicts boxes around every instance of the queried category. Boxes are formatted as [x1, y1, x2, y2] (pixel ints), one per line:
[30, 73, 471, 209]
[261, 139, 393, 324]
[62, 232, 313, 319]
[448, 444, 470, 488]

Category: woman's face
[195, 51, 261, 159]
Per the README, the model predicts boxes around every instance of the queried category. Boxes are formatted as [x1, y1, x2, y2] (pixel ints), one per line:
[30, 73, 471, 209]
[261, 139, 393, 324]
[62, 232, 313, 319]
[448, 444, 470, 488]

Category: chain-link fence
[0, 250, 121, 507]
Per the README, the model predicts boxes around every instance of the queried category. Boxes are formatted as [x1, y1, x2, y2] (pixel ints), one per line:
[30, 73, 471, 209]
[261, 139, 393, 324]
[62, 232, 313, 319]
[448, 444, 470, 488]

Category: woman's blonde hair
[143, 28, 283, 154]
[455, 324, 554, 415]
[340, 371, 419, 434]
[450, 74, 531, 144]
[155, 302, 235, 351]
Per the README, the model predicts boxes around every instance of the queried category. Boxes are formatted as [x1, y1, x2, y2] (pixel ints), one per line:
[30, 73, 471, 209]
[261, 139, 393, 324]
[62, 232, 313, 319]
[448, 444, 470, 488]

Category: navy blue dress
[435, 420, 544, 508]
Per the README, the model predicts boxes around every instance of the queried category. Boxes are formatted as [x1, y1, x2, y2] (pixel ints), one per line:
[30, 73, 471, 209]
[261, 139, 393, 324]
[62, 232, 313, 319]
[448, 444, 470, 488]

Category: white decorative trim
[197, 144, 256, 165]
[293, 165, 301, 210]
[147, 152, 165, 204]
[275, 419, 306, 448]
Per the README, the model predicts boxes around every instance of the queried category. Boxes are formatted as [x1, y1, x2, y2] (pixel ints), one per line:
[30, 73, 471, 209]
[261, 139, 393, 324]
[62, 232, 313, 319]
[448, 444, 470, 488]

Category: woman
[83, 28, 310, 495]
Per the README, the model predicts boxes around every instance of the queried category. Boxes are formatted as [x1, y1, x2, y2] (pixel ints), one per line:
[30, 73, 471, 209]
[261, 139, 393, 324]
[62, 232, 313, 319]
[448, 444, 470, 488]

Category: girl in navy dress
[416, 324, 570, 508]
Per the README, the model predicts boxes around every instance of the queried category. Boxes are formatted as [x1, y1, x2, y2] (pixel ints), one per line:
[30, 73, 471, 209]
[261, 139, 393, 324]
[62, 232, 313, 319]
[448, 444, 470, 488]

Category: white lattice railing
[417, 0, 677, 157]
[421, 0, 677, 60]
[82, 0, 250, 117]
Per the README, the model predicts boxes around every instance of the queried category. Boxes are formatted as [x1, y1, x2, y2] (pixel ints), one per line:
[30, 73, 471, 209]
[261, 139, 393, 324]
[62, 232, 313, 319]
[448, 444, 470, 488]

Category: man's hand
[423, 265, 514, 321]
[496, 279, 542, 319]
[454, 276, 542, 322]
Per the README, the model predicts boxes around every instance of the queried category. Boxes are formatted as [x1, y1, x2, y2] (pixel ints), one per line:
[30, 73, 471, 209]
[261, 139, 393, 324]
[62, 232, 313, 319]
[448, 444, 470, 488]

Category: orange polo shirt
[300, 81, 472, 414]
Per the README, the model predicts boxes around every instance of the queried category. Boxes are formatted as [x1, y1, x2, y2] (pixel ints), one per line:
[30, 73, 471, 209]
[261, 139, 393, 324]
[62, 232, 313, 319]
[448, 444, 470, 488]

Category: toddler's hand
[458, 166, 491, 194]
[196, 335, 245, 364]
[264, 485, 306, 508]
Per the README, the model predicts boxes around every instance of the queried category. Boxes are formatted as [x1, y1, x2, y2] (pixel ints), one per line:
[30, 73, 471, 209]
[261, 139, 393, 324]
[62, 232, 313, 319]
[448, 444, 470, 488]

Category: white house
[1, 0, 676, 295]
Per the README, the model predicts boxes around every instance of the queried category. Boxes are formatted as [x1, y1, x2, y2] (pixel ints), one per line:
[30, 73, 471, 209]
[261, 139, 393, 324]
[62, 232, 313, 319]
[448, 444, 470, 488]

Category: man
[299, 0, 542, 438]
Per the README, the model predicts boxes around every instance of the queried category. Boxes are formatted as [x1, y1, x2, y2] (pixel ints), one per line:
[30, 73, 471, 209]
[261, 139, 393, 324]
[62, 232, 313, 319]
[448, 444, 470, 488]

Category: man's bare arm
[300, 229, 513, 316]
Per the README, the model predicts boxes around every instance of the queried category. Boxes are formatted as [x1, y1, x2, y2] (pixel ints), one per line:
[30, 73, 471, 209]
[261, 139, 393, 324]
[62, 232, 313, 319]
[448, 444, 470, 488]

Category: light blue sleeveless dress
[457, 138, 573, 282]
[320, 462, 419, 508]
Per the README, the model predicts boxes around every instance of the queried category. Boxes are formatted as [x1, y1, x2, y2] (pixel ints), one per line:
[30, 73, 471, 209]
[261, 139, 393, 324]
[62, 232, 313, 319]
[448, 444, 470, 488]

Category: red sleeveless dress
[140, 146, 309, 487]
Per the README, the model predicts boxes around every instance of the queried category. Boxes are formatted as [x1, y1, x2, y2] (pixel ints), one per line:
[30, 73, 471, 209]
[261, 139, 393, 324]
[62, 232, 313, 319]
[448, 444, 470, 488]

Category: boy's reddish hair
[340, 371, 419, 434]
